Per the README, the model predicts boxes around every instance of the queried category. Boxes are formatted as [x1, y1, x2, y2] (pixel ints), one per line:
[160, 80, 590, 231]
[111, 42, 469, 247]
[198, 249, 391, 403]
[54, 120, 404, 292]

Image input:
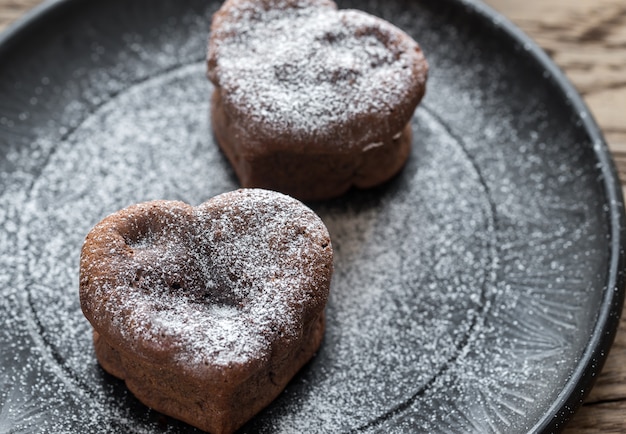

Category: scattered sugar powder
[0, 0, 614, 433]
[83, 190, 330, 368]
[208, 0, 427, 146]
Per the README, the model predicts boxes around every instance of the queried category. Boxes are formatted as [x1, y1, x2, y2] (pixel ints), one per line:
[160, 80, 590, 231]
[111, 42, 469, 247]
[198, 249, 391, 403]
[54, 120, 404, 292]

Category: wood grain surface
[1, 0, 625, 433]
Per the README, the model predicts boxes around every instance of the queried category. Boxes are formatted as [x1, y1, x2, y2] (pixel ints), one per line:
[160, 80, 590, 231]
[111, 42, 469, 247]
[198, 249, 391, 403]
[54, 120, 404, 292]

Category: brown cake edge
[210, 89, 413, 201]
[93, 311, 326, 434]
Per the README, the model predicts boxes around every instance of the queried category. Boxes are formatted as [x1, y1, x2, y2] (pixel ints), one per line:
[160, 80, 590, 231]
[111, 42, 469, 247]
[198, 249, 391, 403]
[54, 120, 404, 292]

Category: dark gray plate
[0, 0, 624, 432]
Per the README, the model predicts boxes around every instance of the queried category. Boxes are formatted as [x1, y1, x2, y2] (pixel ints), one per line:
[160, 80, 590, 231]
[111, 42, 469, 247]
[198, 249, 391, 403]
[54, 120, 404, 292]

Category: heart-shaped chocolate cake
[79, 189, 333, 434]
[208, 0, 429, 201]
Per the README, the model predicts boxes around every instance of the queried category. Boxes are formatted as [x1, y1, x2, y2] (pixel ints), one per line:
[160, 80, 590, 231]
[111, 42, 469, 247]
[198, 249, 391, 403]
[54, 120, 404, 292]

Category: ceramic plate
[0, 0, 623, 432]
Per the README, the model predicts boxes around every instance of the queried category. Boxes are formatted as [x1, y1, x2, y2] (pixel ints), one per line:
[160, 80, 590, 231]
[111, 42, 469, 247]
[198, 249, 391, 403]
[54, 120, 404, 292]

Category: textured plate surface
[0, 0, 624, 433]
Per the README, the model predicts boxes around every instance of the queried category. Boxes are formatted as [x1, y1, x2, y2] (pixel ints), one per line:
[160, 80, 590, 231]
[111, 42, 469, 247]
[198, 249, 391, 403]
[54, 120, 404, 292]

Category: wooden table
[1, 1, 625, 432]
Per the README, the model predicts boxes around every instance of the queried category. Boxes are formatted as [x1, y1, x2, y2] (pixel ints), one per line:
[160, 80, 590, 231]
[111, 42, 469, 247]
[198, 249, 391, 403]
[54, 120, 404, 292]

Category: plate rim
[460, 1, 626, 431]
[1, 0, 624, 432]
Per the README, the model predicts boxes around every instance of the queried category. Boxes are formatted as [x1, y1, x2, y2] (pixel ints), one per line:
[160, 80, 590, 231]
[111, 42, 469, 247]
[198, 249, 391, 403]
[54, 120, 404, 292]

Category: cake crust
[207, 0, 428, 200]
[80, 189, 333, 433]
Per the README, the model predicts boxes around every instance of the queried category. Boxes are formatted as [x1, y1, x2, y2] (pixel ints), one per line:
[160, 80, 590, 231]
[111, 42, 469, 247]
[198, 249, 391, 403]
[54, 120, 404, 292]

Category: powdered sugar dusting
[0, 0, 615, 432]
[82, 190, 330, 368]
[208, 0, 426, 146]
